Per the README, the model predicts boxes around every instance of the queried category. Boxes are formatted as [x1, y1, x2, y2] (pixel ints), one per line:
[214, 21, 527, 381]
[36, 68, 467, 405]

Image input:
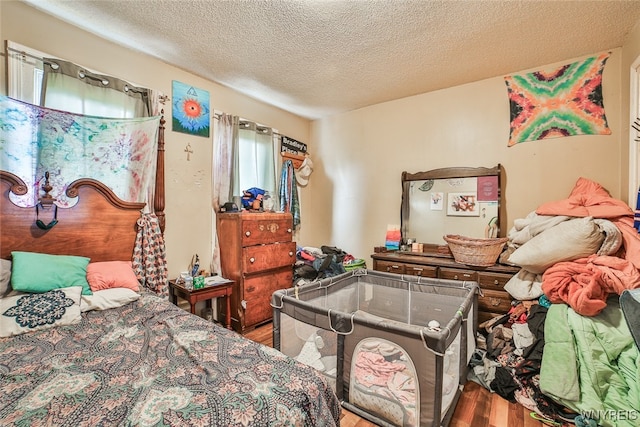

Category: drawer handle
[412, 267, 423, 276]
[289, 251, 294, 257]
[453, 275, 458, 280]
[490, 298, 501, 307]
[494, 279, 499, 285]
[249, 257, 255, 263]
[287, 228, 292, 233]
[387, 265, 400, 272]
[245, 231, 251, 237]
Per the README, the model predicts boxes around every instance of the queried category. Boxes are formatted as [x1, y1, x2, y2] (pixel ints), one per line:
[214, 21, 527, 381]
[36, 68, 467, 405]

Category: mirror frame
[400, 164, 504, 251]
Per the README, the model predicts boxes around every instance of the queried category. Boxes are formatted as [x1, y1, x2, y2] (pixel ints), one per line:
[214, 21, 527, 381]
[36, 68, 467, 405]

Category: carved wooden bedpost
[155, 113, 166, 232]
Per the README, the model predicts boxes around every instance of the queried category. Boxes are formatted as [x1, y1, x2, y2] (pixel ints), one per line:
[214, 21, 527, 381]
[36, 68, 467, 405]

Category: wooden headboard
[0, 117, 165, 262]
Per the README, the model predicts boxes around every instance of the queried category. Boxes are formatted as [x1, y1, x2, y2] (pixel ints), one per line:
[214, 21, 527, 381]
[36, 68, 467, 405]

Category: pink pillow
[87, 261, 140, 292]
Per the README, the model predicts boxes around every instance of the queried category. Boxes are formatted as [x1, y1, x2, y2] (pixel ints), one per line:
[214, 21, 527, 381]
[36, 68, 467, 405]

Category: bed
[0, 109, 341, 426]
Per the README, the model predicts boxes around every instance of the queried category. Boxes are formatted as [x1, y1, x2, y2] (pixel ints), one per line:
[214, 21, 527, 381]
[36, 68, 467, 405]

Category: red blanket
[536, 177, 640, 315]
[536, 177, 640, 268]
[536, 177, 633, 219]
[542, 255, 640, 316]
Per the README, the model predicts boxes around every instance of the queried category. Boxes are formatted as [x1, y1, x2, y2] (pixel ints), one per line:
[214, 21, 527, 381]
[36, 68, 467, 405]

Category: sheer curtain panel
[233, 120, 278, 197]
[42, 58, 151, 118]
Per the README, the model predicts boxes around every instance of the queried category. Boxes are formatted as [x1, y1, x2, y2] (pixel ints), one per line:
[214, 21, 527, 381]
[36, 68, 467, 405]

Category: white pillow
[504, 269, 543, 301]
[81, 287, 140, 312]
[508, 217, 604, 274]
[0, 286, 82, 337]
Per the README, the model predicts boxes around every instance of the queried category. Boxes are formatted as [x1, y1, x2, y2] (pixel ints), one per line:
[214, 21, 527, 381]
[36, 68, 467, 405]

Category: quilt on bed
[0, 291, 341, 426]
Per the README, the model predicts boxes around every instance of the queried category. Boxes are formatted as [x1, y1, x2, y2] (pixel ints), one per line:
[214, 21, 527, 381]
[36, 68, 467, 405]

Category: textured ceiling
[23, 0, 640, 120]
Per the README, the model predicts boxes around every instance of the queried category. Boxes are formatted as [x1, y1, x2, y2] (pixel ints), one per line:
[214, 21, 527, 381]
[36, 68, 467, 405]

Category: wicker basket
[443, 234, 508, 267]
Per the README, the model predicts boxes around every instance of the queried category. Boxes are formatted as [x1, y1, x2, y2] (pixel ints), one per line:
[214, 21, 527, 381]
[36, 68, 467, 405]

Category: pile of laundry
[293, 245, 363, 285]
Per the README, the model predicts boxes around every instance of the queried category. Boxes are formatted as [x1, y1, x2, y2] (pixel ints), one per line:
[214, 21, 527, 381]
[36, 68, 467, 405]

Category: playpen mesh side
[273, 271, 478, 426]
[279, 312, 339, 392]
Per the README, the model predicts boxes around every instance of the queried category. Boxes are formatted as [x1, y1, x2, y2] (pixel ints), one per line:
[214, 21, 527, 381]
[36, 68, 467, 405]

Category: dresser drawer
[439, 267, 478, 282]
[242, 217, 293, 246]
[374, 260, 406, 274]
[243, 269, 292, 327]
[477, 289, 512, 314]
[477, 271, 513, 292]
[478, 311, 506, 326]
[243, 241, 296, 274]
[403, 264, 438, 278]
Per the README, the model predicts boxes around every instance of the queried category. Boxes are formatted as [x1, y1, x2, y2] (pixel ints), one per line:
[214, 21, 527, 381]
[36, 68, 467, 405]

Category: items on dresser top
[217, 211, 295, 332]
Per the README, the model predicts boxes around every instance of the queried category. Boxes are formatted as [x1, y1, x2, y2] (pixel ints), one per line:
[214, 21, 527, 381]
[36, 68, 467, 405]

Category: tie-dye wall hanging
[504, 52, 611, 147]
[0, 96, 160, 208]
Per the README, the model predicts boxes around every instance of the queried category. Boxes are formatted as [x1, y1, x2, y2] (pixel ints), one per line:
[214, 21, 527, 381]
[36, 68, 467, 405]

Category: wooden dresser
[371, 251, 519, 326]
[217, 211, 296, 332]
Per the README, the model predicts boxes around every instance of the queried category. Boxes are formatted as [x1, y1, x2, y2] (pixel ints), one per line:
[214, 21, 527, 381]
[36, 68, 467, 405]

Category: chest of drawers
[371, 252, 519, 327]
[217, 212, 295, 332]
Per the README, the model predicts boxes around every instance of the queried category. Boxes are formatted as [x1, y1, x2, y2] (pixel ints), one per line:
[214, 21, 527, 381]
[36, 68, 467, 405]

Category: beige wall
[0, 1, 311, 279]
[303, 44, 637, 264]
[3, 1, 640, 276]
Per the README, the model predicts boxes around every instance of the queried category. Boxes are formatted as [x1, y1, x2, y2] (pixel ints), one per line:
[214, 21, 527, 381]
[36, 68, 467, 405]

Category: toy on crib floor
[427, 320, 441, 332]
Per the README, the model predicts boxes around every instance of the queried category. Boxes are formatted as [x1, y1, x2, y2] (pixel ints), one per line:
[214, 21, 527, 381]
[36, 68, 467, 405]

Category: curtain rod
[212, 113, 283, 137]
[7, 46, 53, 66]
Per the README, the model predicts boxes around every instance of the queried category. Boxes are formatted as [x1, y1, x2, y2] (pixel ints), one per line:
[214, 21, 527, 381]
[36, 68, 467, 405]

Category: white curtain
[211, 113, 238, 275]
[42, 58, 151, 118]
[233, 120, 278, 197]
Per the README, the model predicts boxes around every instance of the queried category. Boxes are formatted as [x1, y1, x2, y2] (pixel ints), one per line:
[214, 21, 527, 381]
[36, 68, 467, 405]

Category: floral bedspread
[0, 292, 341, 426]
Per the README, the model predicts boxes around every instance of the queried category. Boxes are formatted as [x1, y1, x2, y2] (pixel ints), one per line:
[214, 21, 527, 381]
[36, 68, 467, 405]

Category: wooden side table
[169, 279, 234, 329]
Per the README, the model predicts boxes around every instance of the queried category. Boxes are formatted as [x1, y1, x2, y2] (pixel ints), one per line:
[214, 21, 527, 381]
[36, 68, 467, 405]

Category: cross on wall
[184, 143, 193, 161]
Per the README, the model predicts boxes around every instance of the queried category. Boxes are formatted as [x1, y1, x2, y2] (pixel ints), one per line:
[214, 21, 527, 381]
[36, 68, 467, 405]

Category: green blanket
[540, 298, 640, 427]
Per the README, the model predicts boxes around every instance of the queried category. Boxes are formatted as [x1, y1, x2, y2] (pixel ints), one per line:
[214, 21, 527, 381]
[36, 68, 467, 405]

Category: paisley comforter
[0, 291, 341, 426]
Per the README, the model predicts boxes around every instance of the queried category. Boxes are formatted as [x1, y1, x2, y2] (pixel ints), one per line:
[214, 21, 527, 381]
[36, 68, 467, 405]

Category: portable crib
[272, 269, 478, 427]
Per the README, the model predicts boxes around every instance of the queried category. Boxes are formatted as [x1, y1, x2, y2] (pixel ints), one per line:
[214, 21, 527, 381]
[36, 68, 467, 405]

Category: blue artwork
[172, 80, 210, 137]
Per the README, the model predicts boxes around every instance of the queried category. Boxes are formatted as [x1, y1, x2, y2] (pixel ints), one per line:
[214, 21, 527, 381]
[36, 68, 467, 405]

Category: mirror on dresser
[400, 164, 505, 253]
[371, 164, 517, 327]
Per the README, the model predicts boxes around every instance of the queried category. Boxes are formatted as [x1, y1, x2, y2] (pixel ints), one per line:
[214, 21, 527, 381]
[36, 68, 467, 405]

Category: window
[233, 120, 278, 197]
[7, 41, 45, 105]
[7, 41, 152, 118]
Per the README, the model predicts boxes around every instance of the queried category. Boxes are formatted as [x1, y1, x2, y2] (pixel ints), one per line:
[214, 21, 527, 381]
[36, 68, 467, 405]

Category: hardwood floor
[242, 322, 545, 427]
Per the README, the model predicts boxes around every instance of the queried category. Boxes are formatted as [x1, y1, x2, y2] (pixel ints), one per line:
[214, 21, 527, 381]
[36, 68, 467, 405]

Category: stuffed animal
[241, 187, 265, 210]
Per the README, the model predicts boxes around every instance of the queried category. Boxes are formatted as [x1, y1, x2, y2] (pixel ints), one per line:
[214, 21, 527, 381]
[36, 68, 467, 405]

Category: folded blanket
[542, 254, 640, 316]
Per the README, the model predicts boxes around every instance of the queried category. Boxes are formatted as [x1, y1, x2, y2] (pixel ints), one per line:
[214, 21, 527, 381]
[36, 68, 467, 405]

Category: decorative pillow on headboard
[0, 286, 82, 337]
[86, 261, 141, 292]
[1, 259, 11, 297]
[11, 252, 92, 296]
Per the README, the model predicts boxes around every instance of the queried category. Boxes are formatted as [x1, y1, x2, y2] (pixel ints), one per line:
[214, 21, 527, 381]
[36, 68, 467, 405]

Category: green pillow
[10, 252, 92, 295]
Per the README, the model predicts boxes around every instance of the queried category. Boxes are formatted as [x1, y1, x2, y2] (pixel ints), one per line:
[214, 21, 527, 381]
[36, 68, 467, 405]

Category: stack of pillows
[0, 251, 142, 338]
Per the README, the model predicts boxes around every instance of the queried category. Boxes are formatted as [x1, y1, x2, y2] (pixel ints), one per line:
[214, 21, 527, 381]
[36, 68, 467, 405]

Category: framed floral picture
[447, 192, 480, 217]
[172, 80, 210, 137]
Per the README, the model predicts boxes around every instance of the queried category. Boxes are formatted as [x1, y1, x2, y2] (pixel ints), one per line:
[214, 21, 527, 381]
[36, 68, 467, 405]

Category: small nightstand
[169, 279, 234, 329]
